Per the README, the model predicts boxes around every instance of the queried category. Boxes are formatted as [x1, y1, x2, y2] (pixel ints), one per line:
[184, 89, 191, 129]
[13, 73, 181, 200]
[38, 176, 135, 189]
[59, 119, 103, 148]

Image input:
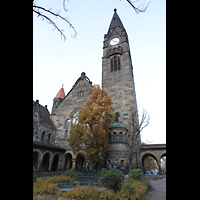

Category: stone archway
[40, 153, 50, 172]
[141, 153, 158, 174]
[64, 153, 73, 170]
[51, 154, 59, 171]
[33, 151, 38, 170]
[76, 153, 85, 172]
[160, 153, 166, 174]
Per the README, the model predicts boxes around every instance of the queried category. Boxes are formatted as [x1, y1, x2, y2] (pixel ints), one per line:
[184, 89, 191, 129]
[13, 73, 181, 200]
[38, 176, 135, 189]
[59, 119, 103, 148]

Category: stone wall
[50, 76, 93, 149]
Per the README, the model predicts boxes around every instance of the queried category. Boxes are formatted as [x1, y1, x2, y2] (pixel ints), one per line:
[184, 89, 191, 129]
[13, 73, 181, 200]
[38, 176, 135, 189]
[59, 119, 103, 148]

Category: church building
[33, 9, 141, 173]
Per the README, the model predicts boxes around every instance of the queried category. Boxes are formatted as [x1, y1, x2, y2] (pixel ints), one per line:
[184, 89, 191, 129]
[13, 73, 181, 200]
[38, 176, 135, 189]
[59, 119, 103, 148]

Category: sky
[33, 0, 166, 144]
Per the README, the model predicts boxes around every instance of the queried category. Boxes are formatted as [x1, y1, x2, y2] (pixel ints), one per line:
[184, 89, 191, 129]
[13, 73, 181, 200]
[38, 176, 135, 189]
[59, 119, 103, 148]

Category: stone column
[37, 160, 41, 171]
[158, 160, 162, 175]
[72, 158, 76, 169]
[48, 159, 52, 171]
[58, 160, 62, 171]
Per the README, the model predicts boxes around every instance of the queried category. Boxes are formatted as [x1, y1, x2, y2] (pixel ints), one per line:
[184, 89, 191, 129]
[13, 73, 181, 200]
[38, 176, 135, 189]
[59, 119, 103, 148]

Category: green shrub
[33, 167, 37, 182]
[128, 169, 146, 181]
[65, 168, 77, 180]
[100, 167, 107, 176]
[98, 168, 124, 192]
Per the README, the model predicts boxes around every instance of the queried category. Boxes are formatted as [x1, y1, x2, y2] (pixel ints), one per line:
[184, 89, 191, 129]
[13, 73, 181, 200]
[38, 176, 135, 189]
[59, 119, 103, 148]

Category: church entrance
[76, 153, 85, 172]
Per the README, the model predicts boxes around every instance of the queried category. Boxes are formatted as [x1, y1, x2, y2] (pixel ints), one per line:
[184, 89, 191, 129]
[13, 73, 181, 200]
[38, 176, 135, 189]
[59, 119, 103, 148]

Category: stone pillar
[48, 160, 52, 171]
[37, 160, 41, 171]
[72, 158, 76, 169]
[58, 160, 63, 171]
[158, 160, 162, 175]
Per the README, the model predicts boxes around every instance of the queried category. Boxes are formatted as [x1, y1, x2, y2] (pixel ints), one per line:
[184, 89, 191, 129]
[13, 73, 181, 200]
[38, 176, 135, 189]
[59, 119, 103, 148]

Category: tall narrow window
[48, 133, 51, 143]
[119, 132, 123, 141]
[113, 132, 117, 140]
[114, 56, 117, 71]
[110, 55, 120, 72]
[41, 131, 45, 142]
[121, 160, 124, 169]
[111, 58, 114, 71]
[64, 119, 70, 138]
[117, 56, 120, 70]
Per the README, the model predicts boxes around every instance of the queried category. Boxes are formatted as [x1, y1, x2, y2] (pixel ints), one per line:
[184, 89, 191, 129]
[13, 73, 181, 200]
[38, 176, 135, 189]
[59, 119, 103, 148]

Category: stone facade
[33, 9, 147, 173]
[33, 100, 66, 172]
[102, 9, 141, 168]
[33, 100, 56, 145]
[51, 72, 93, 149]
[102, 9, 139, 134]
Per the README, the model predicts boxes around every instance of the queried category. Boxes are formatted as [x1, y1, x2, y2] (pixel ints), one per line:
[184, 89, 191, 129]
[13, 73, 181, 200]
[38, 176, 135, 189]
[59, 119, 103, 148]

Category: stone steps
[56, 172, 100, 192]
[56, 181, 99, 189]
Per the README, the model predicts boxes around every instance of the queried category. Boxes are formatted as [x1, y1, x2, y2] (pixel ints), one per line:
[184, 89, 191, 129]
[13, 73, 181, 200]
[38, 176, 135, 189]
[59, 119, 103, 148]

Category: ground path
[146, 176, 166, 200]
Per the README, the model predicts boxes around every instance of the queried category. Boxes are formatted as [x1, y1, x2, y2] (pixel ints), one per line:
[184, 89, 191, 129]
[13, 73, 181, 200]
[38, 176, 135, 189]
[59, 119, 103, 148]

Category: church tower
[102, 9, 140, 142]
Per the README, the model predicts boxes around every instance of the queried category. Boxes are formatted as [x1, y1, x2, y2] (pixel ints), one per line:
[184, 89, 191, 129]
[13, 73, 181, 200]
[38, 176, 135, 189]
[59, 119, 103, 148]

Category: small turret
[51, 85, 65, 115]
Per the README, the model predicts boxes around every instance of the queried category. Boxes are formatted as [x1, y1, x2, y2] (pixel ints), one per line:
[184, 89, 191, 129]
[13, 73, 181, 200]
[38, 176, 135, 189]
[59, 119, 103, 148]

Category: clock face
[110, 38, 119, 45]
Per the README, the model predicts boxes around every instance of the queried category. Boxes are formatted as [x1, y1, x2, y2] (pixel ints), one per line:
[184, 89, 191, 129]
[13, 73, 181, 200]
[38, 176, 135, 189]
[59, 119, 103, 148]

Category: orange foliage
[68, 84, 115, 162]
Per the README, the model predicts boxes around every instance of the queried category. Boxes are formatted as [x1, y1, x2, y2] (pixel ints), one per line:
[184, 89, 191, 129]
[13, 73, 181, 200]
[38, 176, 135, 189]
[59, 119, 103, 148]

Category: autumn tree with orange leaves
[67, 85, 115, 163]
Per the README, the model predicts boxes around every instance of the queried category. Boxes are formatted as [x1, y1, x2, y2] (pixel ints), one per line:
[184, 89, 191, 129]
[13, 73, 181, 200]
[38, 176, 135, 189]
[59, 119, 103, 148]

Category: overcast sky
[33, 0, 166, 144]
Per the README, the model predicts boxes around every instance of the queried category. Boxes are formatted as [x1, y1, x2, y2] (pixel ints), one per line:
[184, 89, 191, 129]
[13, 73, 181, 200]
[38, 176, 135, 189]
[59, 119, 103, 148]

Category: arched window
[111, 55, 120, 72]
[72, 111, 80, 125]
[64, 119, 70, 138]
[41, 131, 45, 142]
[113, 132, 117, 140]
[64, 119, 70, 129]
[48, 133, 51, 143]
[65, 130, 68, 137]
[121, 160, 124, 169]
[119, 132, 123, 141]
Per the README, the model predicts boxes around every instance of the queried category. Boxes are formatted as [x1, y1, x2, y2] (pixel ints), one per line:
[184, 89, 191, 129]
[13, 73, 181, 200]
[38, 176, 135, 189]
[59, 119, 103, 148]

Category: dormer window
[111, 55, 120, 71]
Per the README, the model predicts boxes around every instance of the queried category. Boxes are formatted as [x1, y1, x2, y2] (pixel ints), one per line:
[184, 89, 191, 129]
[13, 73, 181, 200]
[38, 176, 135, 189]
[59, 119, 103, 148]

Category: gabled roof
[64, 72, 93, 99]
[33, 100, 56, 130]
[107, 9, 125, 33]
[55, 87, 65, 98]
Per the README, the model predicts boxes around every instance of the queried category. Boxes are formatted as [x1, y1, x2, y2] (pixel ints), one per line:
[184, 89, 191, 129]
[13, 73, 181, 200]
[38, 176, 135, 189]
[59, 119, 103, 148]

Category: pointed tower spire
[55, 86, 65, 98]
[51, 86, 65, 115]
[107, 8, 125, 33]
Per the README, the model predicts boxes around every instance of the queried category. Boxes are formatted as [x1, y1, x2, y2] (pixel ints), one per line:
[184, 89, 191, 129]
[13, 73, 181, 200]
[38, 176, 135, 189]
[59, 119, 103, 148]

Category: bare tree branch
[126, 0, 152, 14]
[33, 1, 76, 40]
[125, 108, 150, 170]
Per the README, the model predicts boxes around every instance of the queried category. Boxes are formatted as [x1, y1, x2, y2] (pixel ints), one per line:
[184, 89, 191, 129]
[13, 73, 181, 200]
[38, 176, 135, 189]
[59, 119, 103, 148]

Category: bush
[115, 182, 136, 199]
[99, 189, 116, 199]
[120, 178, 149, 199]
[61, 185, 99, 200]
[33, 167, 37, 182]
[65, 168, 77, 180]
[128, 169, 146, 181]
[33, 175, 75, 195]
[33, 179, 57, 195]
[100, 167, 107, 176]
[98, 168, 124, 192]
